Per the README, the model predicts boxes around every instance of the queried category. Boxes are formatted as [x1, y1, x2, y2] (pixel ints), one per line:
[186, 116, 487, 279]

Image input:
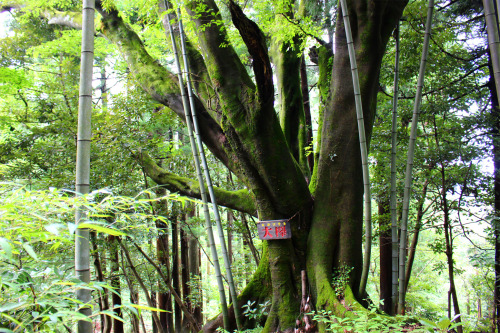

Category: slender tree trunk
[390, 22, 401, 316]
[120, 253, 140, 333]
[378, 199, 393, 314]
[157, 218, 173, 332]
[404, 180, 429, 293]
[172, 211, 182, 333]
[108, 236, 124, 333]
[240, 213, 259, 266]
[478, 297, 482, 319]
[398, 0, 434, 314]
[181, 210, 192, 332]
[91, 233, 111, 333]
[188, 225, 203, 326]
[75, 1, 95, 332]
[440, 164, 463, 333]
[118, 240, 163, 332]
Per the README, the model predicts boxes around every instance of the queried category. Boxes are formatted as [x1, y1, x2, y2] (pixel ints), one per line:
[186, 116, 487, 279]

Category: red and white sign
[257, 219, 292, 240]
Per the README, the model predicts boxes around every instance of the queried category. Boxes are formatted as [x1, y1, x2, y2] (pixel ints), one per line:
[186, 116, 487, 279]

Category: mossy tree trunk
[91, 0, 407, 331]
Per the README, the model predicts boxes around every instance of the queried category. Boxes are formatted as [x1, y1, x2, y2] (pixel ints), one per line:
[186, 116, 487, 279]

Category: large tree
[2, 0, 407, 331]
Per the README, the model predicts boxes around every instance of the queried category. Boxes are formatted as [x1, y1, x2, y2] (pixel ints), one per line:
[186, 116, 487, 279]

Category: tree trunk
[404, 180, 429, 293]
[157, 218, 173, 332]
[181, 207, 193, 332]
[378, 200, 393, 314]
[188, 226, 203, 326]
[91, 233, 112, 333]
[390, 22, 401, 316]
[108, 236, 124, 333]
[172, 211, 182, 333]
[308, 3, 406, 320]
[440, 164, 463, 333]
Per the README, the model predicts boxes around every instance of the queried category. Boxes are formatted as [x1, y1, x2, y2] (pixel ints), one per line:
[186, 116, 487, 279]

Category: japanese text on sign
[257, 219, 292, 240]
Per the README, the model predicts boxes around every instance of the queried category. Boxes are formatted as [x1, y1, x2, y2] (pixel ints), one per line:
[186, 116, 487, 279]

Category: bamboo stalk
[339, 0, 372, 297]
[390, 22, 400, 315]
[398, 0, 434, 315]
[75, 1, 95, 332]
[162, 2, 230, 329]
[484, 0, 500, 100]
[177, 10, 243, 331]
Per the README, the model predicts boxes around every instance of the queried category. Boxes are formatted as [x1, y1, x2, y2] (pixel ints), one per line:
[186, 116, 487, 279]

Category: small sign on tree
[257, 219, 292, 240]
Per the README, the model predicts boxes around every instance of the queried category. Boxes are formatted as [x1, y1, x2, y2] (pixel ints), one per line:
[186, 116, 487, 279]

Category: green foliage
[419, 315, 462, 333]
[311, 300, 426, 333]
[242, 300, 270, 321]
[0, 183, 180, 331]
[332, 265, 353, 299]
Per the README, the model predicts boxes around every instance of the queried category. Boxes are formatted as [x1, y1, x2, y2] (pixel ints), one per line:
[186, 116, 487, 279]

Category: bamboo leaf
[0, 238, 12, 260]
[77, 223, 126, 236]
[22, 243, 39, 261]
[129, 304, 167, 312]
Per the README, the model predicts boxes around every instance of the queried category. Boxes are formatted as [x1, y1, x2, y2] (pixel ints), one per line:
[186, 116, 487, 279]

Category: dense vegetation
[0, 0, 497, 332]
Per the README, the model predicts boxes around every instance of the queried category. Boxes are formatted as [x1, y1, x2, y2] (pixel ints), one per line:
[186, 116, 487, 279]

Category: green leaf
[23, 243, 39, 261]
[77, 223, 127, 236]
[0, 238, 12, 260]
[129, 304, 167, 312]
[99, 310, 125, 322]
[436, 317, 451, 330]
[0, 302, 26, 312]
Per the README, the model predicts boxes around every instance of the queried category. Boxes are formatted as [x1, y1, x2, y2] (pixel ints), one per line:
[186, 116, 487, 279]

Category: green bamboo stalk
[339, 0, 372, 297]
[75, 1, 95, 332]
[484, 0, 500, 99]
[483, 0, 500, 328]
[390, 22, 400, 315]
[162, 2, 230, 329]
[398, 0, 434, 315]
[177, 10, 243, 331]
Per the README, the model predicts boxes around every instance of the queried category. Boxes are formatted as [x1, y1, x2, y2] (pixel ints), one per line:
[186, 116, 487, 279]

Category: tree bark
[91, 233, 111, 333]
[404, 180, 429, 293]
[172, 210, 182, 333]
[440, 162, 462, 333]
[108, 236, 124, 333]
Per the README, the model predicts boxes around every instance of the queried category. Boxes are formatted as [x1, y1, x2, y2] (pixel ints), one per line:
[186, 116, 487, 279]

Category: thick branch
[139, 151, 257, 215]
[228, 0, 273, 103]
[94, 2, 232, 169]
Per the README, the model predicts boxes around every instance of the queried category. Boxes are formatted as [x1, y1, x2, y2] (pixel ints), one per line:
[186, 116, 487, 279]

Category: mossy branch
[95, 1, 233, 169]
[228, 0, 273, 103]
[138, 151, 257, 216]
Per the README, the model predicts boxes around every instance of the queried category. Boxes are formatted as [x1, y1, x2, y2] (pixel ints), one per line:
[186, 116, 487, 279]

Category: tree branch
[138, 151, 257, 216]
[228, 0, 273, 103]
[94, 1, 233, 169]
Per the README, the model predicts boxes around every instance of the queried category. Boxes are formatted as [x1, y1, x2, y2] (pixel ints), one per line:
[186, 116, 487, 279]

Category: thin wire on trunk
[390, 22, 400, 315]
[398, 0, 434, 315]
[177, 10, 243, 331]
[75, 1, 95, 332]
[339, 0, 372, 297]
[162, 1, 230, 329]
